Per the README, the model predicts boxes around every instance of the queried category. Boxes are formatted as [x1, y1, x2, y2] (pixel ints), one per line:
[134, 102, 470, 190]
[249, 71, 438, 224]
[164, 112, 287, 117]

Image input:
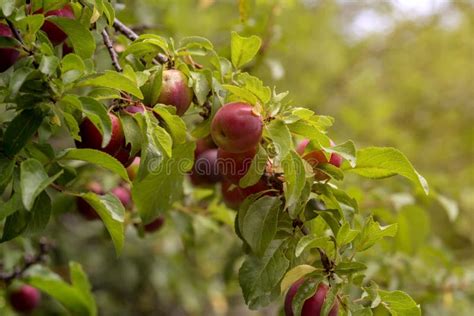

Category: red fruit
[329, 152, 343, 168]
[217, 147, 256, 184]
[194, 136, 217, 158]
[62, 42, 73, 55]
[76, 113, 125, 157]
[124, 104, 146, 114]
[114, 144, 136, 168]
[77, 182, 103, 220]
[297, 139, 343, 180]
[41, 5, 74, 45]
[284, 280, 339, 316]
[157, 70, 193, 116]
[144, 216, 165, 233]
[0, 24, 20, 72]
[9, 285, 41, 313]
[111, 186, 132, 208]
[190, 149, 221, 186]
[211, 102, 263, 153]
[221, 178, 271, 210]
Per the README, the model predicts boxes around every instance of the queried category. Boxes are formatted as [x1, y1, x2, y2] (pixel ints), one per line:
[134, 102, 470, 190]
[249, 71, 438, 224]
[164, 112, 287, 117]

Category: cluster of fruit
[190, 101, 343, 211]
[0, 5, 74, 71]
[73, 68, 191, 229]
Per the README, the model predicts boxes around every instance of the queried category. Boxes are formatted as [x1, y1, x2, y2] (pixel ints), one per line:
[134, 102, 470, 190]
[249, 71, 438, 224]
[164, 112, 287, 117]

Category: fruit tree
[0, 1, 431, 315]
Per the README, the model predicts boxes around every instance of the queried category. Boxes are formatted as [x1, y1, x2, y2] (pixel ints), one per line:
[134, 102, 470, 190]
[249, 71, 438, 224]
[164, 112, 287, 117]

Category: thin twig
[101, 28, 123, 72]
[6, 19, 33, 55]
[0, 238, 52, 284]
[112, 18, 168, 64]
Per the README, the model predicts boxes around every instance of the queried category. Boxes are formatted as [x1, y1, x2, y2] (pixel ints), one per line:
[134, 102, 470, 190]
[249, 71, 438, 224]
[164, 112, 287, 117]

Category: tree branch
[0, 238, 52, 284]
[6, 19, 33, 56]
[101, 28, 123, 72]
[112, 18, 168, 65]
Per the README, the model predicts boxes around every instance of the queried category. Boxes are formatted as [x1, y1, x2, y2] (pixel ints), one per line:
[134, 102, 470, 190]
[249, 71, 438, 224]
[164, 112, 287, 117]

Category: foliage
[0, 0, 472, 315]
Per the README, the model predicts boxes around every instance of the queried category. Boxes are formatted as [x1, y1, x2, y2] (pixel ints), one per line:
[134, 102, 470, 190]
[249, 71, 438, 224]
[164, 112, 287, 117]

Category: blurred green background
[3, 0, 473, 315]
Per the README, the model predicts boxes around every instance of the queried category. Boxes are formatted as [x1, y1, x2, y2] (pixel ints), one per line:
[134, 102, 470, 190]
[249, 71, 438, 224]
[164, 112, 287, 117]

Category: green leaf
[20, 159, 63, 210]
[241, 196, 282, 256]
[133, 142, 195, 223]
[47, 17, 96, 58]
[119, 115, 142, 156]
[80, 97, 112, 148]
[61, 54, 85, 83]
[239, 145, 268, 188]
[79, 71, 144, 99]
[266, 119, 292, 161]
[141, 67, 162, 106]
[3, 109, 43, 156]
[79, 192, 125, 255]
[230, 31, 262, 68]
[179, 36, 214, 51]
[59, 149, 130, 183]
[321, 284, 339, 316]
[69, 262, 97, 314]
[153, 107, 187, 144]
[336, 222, 359, 247]
[1, 210, 29, 242]
[280, 265, 318, 294]
[152, 124, 173, 158]
[239, 239, 290, 309]
[0, 155, 14, 193]
[334, 261, 367, 275]
[1, 0, 15, 16]
[395, 205, 430, 254]
[346, 147, 429, 194]
[9, 67, 33, 96]
[24, 192, 51, 235]
[39, 55, 60, 76]
[237, 73, 271, 104]
[292, 277, 322, 316]
[282, 151, 307, 216]
[26, 265, 96, 315]
[222, 84, 258, 105]
[0, 193, 22, 221]
[324, 140, 357, 168]
[378, 290, 421, 316]
[295, 235, 331, 257]
[355, 217, 398, 252]
[190, 71, 211, 106]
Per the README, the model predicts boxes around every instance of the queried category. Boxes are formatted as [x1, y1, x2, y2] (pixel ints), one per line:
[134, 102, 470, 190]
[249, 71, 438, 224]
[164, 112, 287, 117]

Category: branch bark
[101, 28, 123, 72]
[0, 238, 52, 284]
[112, 18, 168, 65]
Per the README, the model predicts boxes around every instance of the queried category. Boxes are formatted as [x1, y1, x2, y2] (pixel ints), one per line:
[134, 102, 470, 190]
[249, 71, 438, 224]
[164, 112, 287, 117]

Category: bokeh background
[2, 0, 473, 315]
